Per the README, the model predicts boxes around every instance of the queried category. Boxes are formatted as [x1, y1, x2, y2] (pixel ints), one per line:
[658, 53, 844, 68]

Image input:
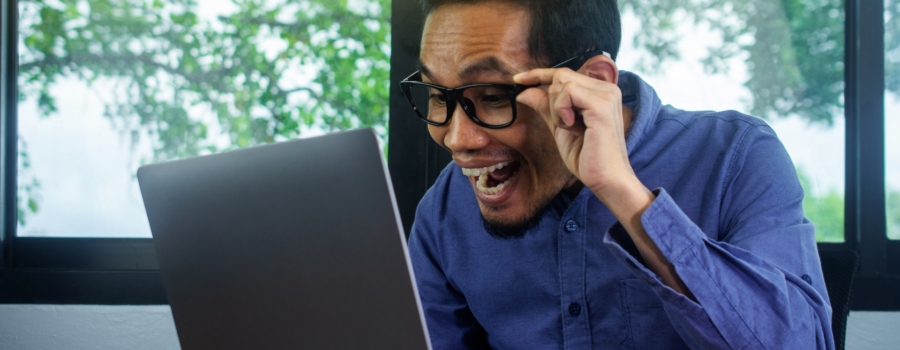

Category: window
[15, 0, 390, 238]
[887, 0, 900, 240]
[1, 0, 896, 309]
[1, 0, 391, 304]
[617, 0, 846, 242]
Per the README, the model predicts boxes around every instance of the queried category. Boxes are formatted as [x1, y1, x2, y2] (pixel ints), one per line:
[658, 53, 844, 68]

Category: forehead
[420, 2, 532, 84]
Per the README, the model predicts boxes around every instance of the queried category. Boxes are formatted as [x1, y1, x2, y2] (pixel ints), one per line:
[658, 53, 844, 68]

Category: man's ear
[578, 54, 618, 85]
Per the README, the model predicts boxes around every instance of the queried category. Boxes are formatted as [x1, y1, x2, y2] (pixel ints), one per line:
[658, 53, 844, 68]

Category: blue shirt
[407, 71, 834, 349]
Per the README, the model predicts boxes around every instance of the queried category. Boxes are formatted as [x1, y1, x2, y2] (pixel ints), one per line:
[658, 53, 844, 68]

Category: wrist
[591, 177, 655, 226]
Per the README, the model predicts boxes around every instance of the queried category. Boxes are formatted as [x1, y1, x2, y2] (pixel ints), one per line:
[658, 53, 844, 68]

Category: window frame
[829, 0, 900, 310]
[0, 0, 897, 310]
[0, 0, 166, 304]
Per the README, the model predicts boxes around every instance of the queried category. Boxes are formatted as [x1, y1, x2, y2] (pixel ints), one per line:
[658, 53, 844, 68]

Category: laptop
[138, 128, 432, 350]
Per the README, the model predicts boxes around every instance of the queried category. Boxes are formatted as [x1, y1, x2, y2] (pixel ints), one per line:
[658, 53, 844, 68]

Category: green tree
[887, 0, 900, 93]
[621, 0, 848, 125]
[20, 0, 390, 157]
[888, 191, 900, 240]
[796, 167, 844, 242]
[18, 0, 896, 230]
[17, 0, 390, 223]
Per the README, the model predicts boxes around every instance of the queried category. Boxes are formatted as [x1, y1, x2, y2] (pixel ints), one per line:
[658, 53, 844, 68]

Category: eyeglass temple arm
[514, 50, 611, 92]
[553, 49, 612, 70]
[402, 70, 421, 82]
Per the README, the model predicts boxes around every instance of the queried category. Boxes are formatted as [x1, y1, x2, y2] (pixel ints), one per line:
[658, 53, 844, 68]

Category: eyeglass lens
[407, 85, 514, 126]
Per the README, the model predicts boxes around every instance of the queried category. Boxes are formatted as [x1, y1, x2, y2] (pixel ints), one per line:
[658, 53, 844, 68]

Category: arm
[514, 63, 833, 349]
[604, 181, 832, 350]
[630, 125, 831, 349]
[513, 59, 694, 297]
[407, 194, 490, 350]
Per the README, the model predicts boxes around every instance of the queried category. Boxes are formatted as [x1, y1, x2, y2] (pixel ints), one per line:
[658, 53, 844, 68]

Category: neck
[623, 104, 634, 133]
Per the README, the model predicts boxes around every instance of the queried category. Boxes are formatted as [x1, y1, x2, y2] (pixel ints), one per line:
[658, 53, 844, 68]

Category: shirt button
[802, 274, 812, 285]
[568, 302, 581, 316]
[565, 220, 578, 232]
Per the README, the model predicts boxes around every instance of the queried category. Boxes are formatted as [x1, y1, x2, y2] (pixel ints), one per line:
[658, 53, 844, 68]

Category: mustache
[453, 149, 517, 159]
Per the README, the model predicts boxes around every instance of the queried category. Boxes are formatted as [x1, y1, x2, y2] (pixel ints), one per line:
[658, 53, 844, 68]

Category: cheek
[514, 113, 558, 165]
[504, 123, 531, 150]
[427, 125, 448, 149]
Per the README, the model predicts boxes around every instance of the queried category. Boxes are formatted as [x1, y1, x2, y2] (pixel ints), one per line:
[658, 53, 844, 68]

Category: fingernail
[513, 72, 526, 81]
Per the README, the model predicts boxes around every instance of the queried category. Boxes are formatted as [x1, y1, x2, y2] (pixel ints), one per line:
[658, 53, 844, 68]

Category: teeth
[474, 170, 518, 195]
[461, 161, 510, 177]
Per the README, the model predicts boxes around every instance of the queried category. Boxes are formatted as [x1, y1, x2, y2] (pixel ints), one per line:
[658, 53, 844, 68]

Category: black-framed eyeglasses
[399, 49, 611, 129]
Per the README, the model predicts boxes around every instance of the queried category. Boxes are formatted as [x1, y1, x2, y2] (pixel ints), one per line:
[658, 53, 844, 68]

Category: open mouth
[461, 161, 521, 195]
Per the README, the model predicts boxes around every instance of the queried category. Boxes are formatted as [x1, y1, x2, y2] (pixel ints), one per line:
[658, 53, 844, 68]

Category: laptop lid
[138, 128, 431, 350]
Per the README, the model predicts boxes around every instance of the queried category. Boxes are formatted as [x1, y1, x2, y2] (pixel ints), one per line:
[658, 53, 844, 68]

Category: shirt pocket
[619, 279, 687, 350]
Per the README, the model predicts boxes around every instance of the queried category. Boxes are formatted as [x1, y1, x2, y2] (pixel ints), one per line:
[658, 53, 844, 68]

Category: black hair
[420, 0, 622, 65]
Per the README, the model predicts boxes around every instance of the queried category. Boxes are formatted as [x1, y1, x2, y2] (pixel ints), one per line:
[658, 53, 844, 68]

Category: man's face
[420, 2, 574, 230]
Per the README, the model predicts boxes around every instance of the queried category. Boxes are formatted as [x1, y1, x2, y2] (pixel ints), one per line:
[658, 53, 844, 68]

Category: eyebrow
[458, 56, 513, 79]
[418, 56, 513, 84]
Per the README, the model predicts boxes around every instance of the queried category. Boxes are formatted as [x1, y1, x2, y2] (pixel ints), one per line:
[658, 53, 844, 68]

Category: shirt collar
[617, 70, 663, 157]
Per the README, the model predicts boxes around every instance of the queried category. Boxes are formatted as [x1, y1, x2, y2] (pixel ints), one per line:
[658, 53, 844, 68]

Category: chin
[478, 201, 549, 240]
[479, 203, 530, 226]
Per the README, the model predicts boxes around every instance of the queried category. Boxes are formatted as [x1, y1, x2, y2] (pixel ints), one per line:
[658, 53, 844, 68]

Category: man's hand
[513, 67, 695, 301]
[513, 68, 651, 215]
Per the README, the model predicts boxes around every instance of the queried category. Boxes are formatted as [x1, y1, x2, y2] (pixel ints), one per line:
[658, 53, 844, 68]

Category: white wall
[0, 305, 180, 350]
[846, 311, 900, 349]
[0, 305, 895, 350]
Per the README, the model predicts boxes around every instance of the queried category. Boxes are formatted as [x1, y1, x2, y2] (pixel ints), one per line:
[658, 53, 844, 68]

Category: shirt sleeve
[407, 191, 491, 350]
[603, 125, 834, 350]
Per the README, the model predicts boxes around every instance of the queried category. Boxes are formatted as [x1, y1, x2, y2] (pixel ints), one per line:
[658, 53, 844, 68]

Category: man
[402, 0, 833, 348]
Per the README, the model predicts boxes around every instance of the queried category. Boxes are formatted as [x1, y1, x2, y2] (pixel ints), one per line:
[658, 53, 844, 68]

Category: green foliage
[887, 0, 900, 93]
[790, 170, 900, 243]
[16, 0, 895, 236]
[18, 0, 391, 162]
[17, 0, 390, 225]
[17, 138, 40, 225]
[888, 190, 900, 240]
[621, 0, 847, 125]
[797, 167, 844, 242]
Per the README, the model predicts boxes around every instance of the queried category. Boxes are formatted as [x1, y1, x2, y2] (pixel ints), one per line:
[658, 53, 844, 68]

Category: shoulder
[654, 107, 801, 204]
[652, 106, 781, 154]
[643, 105, 796, 196]
[410, 161, 473, 239]
[656, 106, 771, 133]
[416, 161, 464, 219]
[408, 160, 484, 266]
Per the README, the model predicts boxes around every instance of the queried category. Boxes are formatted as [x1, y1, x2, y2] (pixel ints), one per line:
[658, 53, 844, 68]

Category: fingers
[515, 85, 550, 122]
[549, 82, 576, 127]
[516, 83, 583, 136]
[513, 68, 565, 86]
[515, 67, 623, 136]
[514, 67, 620, 95]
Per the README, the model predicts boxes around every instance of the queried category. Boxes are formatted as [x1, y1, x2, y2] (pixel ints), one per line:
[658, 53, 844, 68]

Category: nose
[444, 100, 490, 153]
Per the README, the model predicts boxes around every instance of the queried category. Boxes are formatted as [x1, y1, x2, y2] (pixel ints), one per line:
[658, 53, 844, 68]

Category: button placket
[557, 197, 591, 349]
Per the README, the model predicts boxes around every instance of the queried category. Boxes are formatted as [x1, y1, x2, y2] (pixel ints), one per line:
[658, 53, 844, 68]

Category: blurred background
[13, 0, 900, 245]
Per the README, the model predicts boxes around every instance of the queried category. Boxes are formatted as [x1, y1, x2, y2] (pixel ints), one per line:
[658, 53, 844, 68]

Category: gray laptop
[138, 128, 431, 350]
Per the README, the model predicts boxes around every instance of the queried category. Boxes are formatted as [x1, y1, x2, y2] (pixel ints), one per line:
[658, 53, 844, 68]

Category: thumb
[516, 87, 550, 119]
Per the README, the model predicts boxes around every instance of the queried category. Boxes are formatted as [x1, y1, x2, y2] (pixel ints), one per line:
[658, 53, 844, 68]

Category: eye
[480, 94, 508, 107]
[430, 93, 447, 105]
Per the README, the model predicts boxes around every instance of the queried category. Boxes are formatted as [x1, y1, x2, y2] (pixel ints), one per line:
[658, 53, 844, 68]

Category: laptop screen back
[139, 129, 430, 350]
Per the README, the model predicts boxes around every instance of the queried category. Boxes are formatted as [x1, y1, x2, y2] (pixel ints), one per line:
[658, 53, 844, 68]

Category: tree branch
[218, 11, 390, 33]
